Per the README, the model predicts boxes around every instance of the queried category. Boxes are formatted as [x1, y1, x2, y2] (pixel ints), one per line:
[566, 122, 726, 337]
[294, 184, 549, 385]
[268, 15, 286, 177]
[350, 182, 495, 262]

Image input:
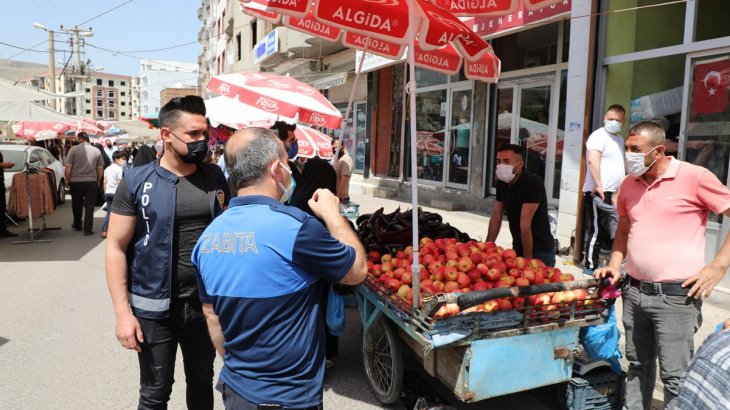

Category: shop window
[553, 70, 567, 200]
[562, 20, 570, 63]
[415, 67, 447, 87]
[695, 2, 730, 42]
[604, 0, 685, 57]
[407, 89, 447, 182]
[492, 22, 558, 72]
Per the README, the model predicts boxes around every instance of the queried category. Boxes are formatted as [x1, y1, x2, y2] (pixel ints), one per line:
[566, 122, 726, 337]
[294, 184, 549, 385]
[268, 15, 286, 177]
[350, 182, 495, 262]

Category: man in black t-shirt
[105, 96, 230, 410]
[486, 144, 555, 266]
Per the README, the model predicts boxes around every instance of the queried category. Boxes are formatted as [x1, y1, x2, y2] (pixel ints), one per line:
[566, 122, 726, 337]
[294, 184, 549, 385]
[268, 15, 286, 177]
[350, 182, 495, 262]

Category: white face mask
[604, 120, 622, 134]
[625, 146, 659, 177]
[275, 161, 296, 203]
[495, 163, 518, 183]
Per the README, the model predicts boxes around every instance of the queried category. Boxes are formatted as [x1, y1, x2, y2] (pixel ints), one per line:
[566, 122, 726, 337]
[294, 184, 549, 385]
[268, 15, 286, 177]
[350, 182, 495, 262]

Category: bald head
[225, 127, 285, 190]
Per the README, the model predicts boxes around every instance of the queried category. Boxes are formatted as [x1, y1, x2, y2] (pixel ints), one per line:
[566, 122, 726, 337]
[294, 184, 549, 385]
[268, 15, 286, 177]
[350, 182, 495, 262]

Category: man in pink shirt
[595, 121, 730, 410]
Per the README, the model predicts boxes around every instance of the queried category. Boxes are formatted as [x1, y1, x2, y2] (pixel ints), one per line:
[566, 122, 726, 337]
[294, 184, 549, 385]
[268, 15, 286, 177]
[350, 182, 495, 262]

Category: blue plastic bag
[325, 286, 346, 336]
[579, 305, 622, 374]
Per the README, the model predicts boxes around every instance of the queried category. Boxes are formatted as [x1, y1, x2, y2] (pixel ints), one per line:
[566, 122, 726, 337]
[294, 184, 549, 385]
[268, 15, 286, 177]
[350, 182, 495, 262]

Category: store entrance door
[491, 77, 560, 203]
[681, 50, 730, 290]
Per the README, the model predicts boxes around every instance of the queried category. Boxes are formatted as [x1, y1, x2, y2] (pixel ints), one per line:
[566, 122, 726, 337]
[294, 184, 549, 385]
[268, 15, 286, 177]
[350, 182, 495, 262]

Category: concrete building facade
[138, 59, 198, 115]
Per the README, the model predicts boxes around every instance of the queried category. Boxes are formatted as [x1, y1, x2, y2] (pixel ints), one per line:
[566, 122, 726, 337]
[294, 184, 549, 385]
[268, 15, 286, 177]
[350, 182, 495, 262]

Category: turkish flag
[692, 57, 730, 115]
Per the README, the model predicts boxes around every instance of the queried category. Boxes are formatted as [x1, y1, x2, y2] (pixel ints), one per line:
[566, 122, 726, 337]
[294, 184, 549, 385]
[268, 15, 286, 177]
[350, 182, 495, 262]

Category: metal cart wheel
[362, 315, 404, 404]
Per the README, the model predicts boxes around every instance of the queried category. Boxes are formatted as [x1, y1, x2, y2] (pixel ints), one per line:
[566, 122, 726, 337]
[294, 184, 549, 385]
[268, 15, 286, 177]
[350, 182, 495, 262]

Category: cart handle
[422, 278, 614, 319]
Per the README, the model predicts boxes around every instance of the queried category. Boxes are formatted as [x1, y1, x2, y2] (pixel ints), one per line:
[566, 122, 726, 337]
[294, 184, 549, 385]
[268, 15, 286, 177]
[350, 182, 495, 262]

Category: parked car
[1, 144, 66, 206]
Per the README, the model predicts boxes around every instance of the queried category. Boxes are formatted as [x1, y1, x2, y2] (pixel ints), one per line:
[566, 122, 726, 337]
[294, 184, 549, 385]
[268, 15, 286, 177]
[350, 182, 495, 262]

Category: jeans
[217, 380, 322, 410]
[621, 284, 702, 410]
[532, 249, 556, 268]
[136, 298, 215, 410]
[101, 193, 114, 233]
[69, 181, 98, 233]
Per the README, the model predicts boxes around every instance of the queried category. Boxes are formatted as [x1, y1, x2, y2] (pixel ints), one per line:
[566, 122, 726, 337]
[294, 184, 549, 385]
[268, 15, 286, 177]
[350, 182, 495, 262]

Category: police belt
[628, 276, 690, 296]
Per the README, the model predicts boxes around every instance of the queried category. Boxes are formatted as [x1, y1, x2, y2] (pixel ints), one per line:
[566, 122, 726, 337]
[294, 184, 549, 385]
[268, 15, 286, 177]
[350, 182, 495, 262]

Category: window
[96, 99, 103, 107]
[108, 80, 114, 87]
[604, 0, 685, 57]
[85, 88, 91, 93]
[29, 151, 42, 167]
[96, 79, 102, 86]
[121, 91, 126, 96]
[120, 81, 126, 86]
[251, 20, 258, 49]
[96, 89, 103, 98]
[121, 101, 126, 106]
[492, 22, 560, 71]
[108, 90, 115, 98]
[96, 109, 103, 118]
[108, 110, 116, 119]
[236, 33, 242, 61]
[86, 109, 91, 114]
[121, 112, 126, 116]
[109, 101, 116, 108]
[85, 98, 90, 103]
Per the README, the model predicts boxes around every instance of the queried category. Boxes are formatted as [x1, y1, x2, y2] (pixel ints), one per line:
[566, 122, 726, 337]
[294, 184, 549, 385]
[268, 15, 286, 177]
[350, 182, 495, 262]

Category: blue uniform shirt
[192, 195, 355, 408]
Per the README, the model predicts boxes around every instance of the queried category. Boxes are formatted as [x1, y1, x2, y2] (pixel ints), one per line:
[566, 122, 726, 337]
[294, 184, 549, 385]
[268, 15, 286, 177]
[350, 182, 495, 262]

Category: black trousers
[0, 182, 9, 232]
[582, 191, 616, 270]
[136, 298, 215, 410]
[69, 181, 97, 232]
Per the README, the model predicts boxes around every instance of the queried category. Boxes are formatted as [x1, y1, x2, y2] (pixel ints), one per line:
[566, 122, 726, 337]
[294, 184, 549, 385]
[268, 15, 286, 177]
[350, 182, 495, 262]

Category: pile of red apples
[367, 237, 596, 319]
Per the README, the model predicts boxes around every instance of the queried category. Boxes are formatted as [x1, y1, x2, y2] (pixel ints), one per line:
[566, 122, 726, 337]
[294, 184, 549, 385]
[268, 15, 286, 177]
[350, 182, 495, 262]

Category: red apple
[378, 273, 392, 284]
[397, 284, 411, 299]
[482, 281, 494, 290]
[472, 281, 489, 291]
[421, 278, 433, 288]
[533, 293, 551, 306]
[573, 289, 588, 301]
[444, 281, 461, 293]
[515, 257, 527, 269]
[512, 297, 525, 309]
[420, 237, 433, 247]
[482, 300, 500, 312]
[422, 254, 436, 265]
[368, 251, 381, 263]
[381, 262, 393, 273]
[508, 268, 522, 279]
[498, 276, 515, 287]
[467, 270, 481, 284]
[498, 298, 513, 311]
[457, 257, 474, 273]
[469, 253, 483, 266]
[505, 258, 518, 270]
[386, 278, 402, 292]
[445, 259, 459, 269]
[456, 273, 472, 288]
[401, 272, 412, 285]
[476, 263, 489, 275]
[445, 251, 459, 262]
[476, 242, 488, 251]
[494, 261, 507, 273]
[432, 280, 445, 292]
[444, 266, 459, 282]
[551, 291, 567, 304]
[381, 254, 392, 263]
[502, 249, 517, 259]
[485, 268, 501, 282]
[522, 269, 536, 284]
[515, 277, 530, 287]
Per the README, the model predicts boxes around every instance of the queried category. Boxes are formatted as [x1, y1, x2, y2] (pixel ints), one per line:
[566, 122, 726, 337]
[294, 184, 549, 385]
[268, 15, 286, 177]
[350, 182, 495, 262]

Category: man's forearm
[106, 247, 131, 316]
[486, 216, 501, 242]
[520, 229, 533, 258]
[203, 304, 226, 358]
[324, 215, 367, 284]
[588, 162, 602, 189]
[608, 232, 627, 270]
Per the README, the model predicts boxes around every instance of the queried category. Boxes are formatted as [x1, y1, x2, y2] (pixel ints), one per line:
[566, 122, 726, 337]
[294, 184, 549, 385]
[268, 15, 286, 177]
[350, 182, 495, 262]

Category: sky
[0, 0, 202, 77]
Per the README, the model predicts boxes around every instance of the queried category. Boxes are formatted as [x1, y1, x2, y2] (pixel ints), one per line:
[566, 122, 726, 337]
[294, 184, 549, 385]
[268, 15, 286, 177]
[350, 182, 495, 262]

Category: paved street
[1, 178, 729, 409]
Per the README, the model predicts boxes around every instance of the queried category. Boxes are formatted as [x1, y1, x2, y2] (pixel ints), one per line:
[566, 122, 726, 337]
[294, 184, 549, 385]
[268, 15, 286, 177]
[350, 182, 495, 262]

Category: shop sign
[355, 50, 405, 74]
[253, 29, 279, 65]
[469, 0, 571, 39]
[313, 73, 348, 90]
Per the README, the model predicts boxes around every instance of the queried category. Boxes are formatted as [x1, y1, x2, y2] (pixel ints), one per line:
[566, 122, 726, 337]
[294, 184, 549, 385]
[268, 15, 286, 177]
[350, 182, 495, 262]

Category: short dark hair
[270, 121, 295, 142]
[77, 132, 89, 141]
[159, 95, 206, 129]
[606, 104, 626, 115]
[629, 121, 665, 145]
[497, 144, 524, 160]
[112, 151, 125, 161]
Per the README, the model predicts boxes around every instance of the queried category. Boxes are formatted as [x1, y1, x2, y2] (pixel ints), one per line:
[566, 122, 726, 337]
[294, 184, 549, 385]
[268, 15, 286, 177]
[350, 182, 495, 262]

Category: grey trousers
[622, 284, 702, 410]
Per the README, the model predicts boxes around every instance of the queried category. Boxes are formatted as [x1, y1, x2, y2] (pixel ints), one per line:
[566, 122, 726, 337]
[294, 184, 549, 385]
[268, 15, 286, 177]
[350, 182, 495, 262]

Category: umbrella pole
[331, 49, 367, 164]
[407, 3, 421, 309]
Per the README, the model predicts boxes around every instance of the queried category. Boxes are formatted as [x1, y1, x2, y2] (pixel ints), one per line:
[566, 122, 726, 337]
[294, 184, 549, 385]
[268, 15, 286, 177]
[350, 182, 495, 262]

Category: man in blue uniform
[192, 127, 367, 409]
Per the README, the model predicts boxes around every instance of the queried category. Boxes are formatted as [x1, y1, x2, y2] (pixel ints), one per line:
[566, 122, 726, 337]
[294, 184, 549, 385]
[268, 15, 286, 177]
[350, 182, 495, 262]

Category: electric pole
[33, 23, 57, 111]
[60, 25, 93, 118]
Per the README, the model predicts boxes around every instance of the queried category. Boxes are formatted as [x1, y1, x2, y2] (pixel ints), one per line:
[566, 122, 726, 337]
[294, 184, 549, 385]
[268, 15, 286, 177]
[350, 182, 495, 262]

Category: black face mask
[170, 131, 209, 164]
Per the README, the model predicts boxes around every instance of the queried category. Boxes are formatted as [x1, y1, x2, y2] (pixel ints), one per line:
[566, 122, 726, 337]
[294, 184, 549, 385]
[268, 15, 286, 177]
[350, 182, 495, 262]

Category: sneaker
[582, 266, 595, 276]
[71, 224, 82, 232]
[0, 230, 18, 238]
